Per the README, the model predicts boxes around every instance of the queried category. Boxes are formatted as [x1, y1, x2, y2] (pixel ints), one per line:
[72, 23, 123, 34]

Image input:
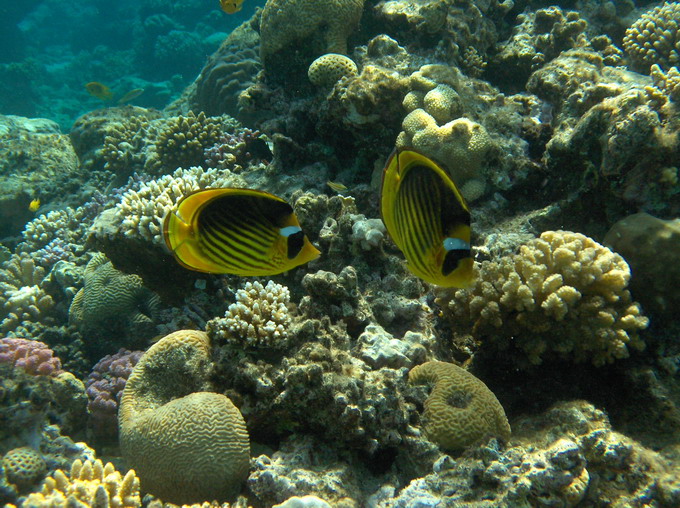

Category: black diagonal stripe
[204, 214, 272, 256]
[200, 228, 265, 270]
[203, 208, 272, 251]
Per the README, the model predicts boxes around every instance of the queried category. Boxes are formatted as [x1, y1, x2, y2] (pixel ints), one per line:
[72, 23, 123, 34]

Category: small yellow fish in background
[220, 0, 244, 14]
[117, 88, 145, 105]
[380, 148, 473, 288]
[28, 198, 40, 212]
[163, 188, 320, 276]
[326, 181, 348, 193]
[85, 82, 113, 101]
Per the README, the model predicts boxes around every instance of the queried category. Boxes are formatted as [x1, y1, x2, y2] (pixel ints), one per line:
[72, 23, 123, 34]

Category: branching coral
[207, 280, 292, 350]
[21, 458, 141, 507]
[436, 231, 648, 367]
[623, 1, 680, 72]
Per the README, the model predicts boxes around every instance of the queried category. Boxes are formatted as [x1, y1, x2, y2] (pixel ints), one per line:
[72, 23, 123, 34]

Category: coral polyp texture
[409, 361, 511, 451]
[308, 54, 359, 88]
[0, 338, 63, 376]
[119, 330, 250, 505]
[207, 280, 292, 349]
[623, 1, 680, 72]
[21, 458, 141, 507]
[2, 446, 47, 491]
[436, 231, 649, 367]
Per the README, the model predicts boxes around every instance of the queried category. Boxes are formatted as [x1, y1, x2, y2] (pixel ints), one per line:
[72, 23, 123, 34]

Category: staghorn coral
[409, 361, 511, 451]
[68, 254, 160, 349]
[207, 280, 292, 350]
[0, 338, 63, 376]
[85, 349, 143, 441]
[308, 54, 358, 88]
[21, 458, 141, 508]
[203, 128, 272, 173]
[2, 446, 47, 491]
[436, 231, 648, 367]
[623, 1, 680, 72]
[119, 330, 250, 505]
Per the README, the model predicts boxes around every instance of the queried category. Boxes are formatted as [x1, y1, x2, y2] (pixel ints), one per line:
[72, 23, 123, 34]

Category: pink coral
[85, 349, 143, 439]
[0, 338, 63, 376]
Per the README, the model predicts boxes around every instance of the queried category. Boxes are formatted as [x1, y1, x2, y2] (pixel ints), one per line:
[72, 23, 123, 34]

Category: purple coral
[0, 338, 63, 376]
[204, 128, 272, 169]
[85, 348, 143, 439]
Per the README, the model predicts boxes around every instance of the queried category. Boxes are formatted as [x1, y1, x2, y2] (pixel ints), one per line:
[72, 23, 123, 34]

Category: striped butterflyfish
[380, 148, 473, 288]
[163, 188, 320, 276]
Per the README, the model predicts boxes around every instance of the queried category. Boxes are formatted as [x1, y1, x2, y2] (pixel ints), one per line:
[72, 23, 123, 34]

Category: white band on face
[443, 237, 470, 251]
[280, 226, 302, 237]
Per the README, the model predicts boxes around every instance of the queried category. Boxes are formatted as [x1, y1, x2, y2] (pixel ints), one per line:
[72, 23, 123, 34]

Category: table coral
[623, 1, 680, 72]
[119, 330, 250, 504]
[409, 361, 511, 451]
[21, 458, 141, 508]
[68, 253, 160, 348]
[436, 231, 648, 367]
[0, 338, 62, 376]
[207, 280, 292, 350]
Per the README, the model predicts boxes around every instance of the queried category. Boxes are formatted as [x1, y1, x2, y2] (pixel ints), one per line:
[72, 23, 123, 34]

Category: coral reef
[68, 253, 160, 354]
[622, 1, 680, 72]
[119, 330, 250, 504]
[21, 458, 141, 508]
[436, 231, 648, 367]
[85, 349, 143, 441]
[207, 280, 292, 350]
[409, 361, 511, 450]
[0, 338, 63, 376]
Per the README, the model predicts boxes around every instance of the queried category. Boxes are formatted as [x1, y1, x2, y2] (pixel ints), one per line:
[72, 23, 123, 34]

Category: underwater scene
[1, 0, 680, 505]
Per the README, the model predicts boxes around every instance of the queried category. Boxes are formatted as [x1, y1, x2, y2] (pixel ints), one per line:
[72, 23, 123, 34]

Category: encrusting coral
[436, 231, 649, 367]
[623, 1, 680, 72]
[20, 458, 141, 507]
[207, 280, 292, 350]
[119, 330, 250, 505]
[409, 361, 511, 451]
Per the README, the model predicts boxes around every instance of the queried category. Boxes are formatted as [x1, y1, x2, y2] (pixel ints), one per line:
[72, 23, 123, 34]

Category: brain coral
[308, 54, 358, 87]
[2, 446, 46, 490]
[207, 280, 292, 349]
[68, 253, 160, 348]
[409, 361, 511, 451]
[259, 0, 364, 71]
[119, 330, 250, 504]
[22, 458, 141, 507]
[436, 231, 649, 367]
[623, 1, 680, 71]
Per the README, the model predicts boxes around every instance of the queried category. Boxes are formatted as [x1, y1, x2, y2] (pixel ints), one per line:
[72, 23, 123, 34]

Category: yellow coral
[308, 53, 358, 87]
[2, 447, 46, 490]
[119, 330, 250, 505]
[260, 0, 364, 62]
[436, 231, 649, 366]
[623, 1, 680, 71]
[409, 361, 511, 450]
[22, 458, 141, 507]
